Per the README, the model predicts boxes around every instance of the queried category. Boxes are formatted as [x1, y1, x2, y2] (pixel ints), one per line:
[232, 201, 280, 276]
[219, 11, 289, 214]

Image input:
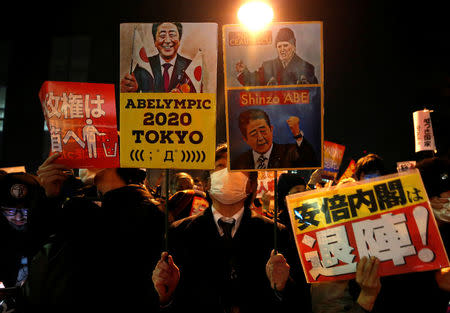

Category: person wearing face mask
[152, 143, 311, 313]
[21, 152, 165, 312]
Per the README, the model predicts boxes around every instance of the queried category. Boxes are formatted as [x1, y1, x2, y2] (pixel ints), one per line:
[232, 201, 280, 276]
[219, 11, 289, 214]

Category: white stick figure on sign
[82, 118, 106, 158]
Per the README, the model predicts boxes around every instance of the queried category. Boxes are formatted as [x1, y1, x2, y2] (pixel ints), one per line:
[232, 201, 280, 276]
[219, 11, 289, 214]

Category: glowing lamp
[237, 1, 274, 32]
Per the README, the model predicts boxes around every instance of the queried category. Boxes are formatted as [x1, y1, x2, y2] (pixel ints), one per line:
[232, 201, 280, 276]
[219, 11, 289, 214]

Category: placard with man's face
[223, 22, 323, 172]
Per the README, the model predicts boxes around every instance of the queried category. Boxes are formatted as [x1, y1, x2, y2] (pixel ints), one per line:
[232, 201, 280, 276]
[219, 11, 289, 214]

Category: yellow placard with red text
[120, 93, 216, 169]
[286, 170, 449, 283]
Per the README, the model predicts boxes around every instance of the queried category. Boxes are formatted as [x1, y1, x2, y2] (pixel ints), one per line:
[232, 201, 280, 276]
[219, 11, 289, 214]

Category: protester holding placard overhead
[20, 153, 165, 312]
[231, 108, 318, 170]
[311, 154, 450, 313]
[370, 156, 450, 313]
[152, 143, 310, 313]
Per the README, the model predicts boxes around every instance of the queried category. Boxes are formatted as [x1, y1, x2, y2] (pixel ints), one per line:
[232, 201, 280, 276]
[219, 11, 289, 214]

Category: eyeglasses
[1, 207, 29, 217]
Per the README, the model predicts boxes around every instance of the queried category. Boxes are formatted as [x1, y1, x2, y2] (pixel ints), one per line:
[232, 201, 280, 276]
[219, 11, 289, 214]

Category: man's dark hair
[238, 109, 272, 139]
[277, 173, 306, 210]
[415, 157, 449, 198]
[354, 153, 386, 181]
[116, 168, 147, 185]
[171, 172, 194, 192]
[152, 22, 183, 41]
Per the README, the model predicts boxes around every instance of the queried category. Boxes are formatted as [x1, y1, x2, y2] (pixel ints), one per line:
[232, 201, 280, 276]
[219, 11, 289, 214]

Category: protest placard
[413, 109, 436, 153]
[119, 22, 217, 169]
[120, 93, 216, 169]
[322, 141, 345, 180]
[223, 22, 323, 171]
[397, 161, 416, 173]
[336, 159, 356, 184]
[39, 81, 119, 168]
[286, 169, 449, 283]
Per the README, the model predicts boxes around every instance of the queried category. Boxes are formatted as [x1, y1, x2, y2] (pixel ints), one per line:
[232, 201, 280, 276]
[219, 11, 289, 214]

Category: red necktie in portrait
[163, 63, 172, 92]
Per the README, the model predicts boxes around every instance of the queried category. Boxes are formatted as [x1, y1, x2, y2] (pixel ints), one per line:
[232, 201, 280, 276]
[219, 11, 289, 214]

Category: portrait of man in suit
[120, 22, 195, 93]
[231, 108, 319, 170]
[235, 27, 318, 87]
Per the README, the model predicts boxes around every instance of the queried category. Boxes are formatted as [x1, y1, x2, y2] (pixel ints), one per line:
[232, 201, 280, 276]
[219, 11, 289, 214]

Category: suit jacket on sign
[134, 54, 193, 92]
[239, 54, 318, 86]
[231, 140, 319, 170]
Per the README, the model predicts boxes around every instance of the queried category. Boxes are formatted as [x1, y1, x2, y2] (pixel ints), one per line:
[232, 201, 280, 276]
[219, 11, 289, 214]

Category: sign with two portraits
[223, 22, 324, 172]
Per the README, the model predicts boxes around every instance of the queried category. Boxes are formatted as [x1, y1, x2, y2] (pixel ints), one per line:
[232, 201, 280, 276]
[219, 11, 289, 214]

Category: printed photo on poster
[224, 22, 322, 88]
[120, 23, 218, 94]
[227, 87, 322, 171]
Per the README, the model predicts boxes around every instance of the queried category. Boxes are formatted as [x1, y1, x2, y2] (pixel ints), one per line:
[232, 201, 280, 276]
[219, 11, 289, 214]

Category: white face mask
[209, 168, 249, 205]
[78, 168, 102, 185]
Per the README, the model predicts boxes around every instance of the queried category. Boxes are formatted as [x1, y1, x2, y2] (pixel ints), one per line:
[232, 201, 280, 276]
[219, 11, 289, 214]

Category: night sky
[1, 0, 448, 174]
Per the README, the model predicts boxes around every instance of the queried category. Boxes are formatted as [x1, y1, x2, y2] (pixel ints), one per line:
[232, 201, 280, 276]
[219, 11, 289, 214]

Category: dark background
[0, 0, 448, 176]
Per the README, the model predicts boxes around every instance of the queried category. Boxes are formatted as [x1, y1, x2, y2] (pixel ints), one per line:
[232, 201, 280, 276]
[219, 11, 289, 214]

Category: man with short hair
[152, 144, 310, 313]
[120, 22, 195, 93]
[353, 153, 387, 181]
[236, 27, 318, 86]
[231, 108, 318, 170]
[168, 172, 208, 222]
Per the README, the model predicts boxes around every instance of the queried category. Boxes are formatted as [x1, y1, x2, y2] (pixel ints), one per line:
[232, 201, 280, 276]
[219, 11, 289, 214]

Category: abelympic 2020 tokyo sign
[119, 22, 218, 169]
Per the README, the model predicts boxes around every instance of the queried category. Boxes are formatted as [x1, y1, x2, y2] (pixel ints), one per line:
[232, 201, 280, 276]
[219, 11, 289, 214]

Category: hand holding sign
[121, 73, 139, 92]
[266, 249, 290, 291]
[37, 152, 73, 198]
[152, 251, 180, 305]
[356, 256, 381, 311]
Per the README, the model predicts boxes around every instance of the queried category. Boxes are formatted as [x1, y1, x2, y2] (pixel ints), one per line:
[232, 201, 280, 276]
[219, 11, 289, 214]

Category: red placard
[322, 141, 346, 180]
[39, 81, 119, 168]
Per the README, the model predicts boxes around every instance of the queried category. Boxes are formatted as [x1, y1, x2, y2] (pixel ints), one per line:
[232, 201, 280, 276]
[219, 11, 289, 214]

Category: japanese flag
[132, 28, 153, 78]
[184, 49, 203, 93]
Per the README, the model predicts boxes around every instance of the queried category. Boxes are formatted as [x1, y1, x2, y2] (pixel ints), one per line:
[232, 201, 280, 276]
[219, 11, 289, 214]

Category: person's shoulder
[248, 208, 286, 231]
[171, 208, 209, 229]
[176, 54, 192, 66]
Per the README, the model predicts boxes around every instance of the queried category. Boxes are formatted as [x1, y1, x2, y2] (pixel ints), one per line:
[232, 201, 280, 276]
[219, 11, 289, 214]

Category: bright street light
[237, 1, 274, 32]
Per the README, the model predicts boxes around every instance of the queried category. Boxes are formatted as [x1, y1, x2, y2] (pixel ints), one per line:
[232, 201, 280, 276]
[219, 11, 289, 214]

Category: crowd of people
[0, 146, 449, 313]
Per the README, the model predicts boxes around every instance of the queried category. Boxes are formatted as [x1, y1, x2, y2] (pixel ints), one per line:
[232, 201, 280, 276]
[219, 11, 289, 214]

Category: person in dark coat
[21, 153, 165, 313]
[152, 144, 310, 313]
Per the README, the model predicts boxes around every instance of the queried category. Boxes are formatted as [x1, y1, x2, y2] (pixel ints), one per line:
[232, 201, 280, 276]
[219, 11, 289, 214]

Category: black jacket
[22, 185, 165, 313]
[134, 54, 193, 92]
[165, 206, 310, 313]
